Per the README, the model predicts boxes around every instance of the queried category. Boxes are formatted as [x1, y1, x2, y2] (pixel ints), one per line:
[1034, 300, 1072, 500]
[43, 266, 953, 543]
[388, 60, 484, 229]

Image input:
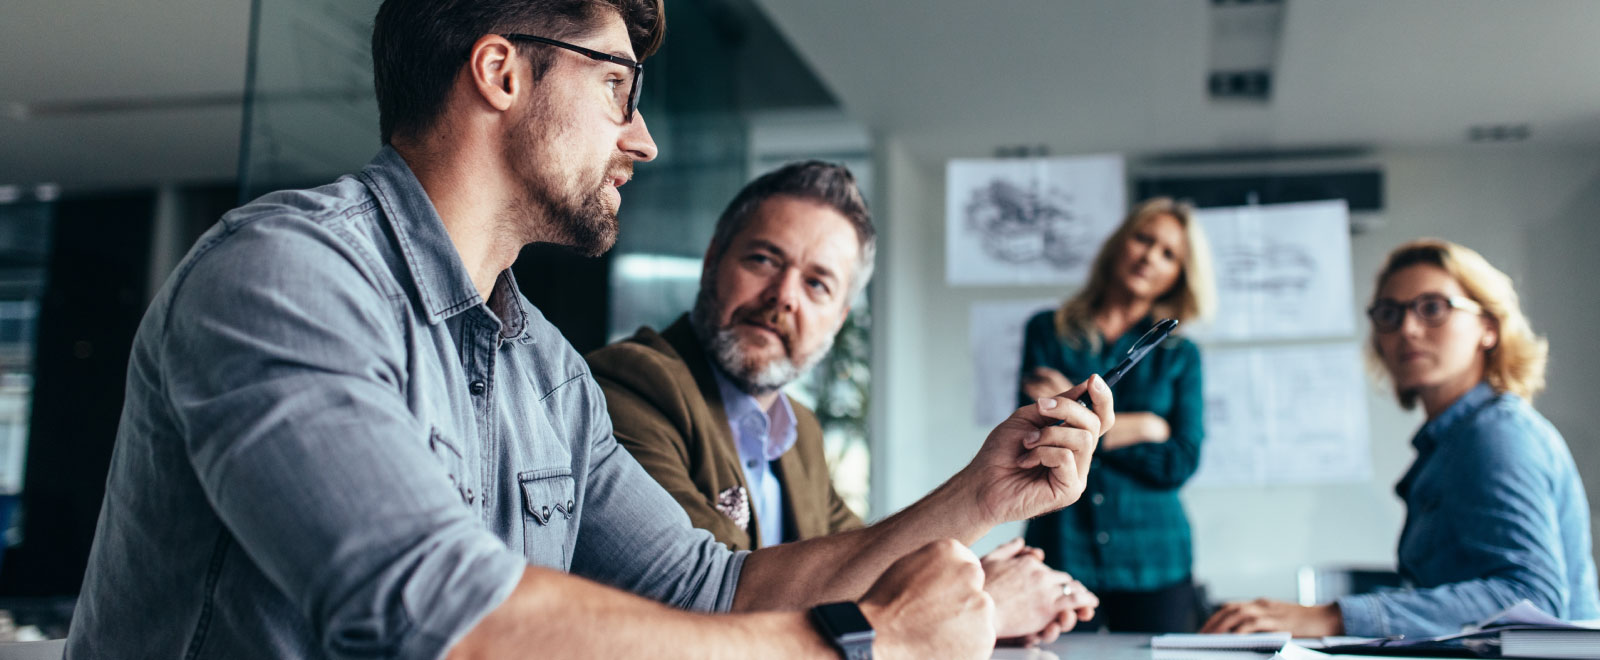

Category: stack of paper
[1501, 629, 1600, 659]
[1152, 633, 1291, 652]
[1150, 633, 1307, 660]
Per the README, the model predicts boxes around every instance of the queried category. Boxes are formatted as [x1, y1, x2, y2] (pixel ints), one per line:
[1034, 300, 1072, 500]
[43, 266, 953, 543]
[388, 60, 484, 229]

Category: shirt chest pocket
[520, 468, 576, 570]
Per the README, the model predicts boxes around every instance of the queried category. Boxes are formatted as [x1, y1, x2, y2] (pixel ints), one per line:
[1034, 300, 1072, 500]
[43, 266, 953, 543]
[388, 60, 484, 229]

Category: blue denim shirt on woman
[1337, 382, 1600, 638]
[66, 147, 746, 659]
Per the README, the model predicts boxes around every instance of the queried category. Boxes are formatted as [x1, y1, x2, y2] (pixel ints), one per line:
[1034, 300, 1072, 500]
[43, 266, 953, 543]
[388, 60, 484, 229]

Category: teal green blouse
[1019, 311, 1204, 593]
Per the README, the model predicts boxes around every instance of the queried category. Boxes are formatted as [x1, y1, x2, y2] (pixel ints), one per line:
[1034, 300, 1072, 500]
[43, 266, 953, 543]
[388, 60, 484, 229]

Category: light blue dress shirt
[1338, 382, 1600, 638]
[709, 362, 799, 548]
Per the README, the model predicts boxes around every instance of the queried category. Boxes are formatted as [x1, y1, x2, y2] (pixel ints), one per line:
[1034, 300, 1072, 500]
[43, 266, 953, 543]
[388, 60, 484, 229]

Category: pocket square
[715, 486, 750, 532]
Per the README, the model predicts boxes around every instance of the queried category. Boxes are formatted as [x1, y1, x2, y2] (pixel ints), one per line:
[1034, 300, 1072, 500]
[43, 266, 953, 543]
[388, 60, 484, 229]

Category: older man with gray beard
[587, 160, 1100, 646]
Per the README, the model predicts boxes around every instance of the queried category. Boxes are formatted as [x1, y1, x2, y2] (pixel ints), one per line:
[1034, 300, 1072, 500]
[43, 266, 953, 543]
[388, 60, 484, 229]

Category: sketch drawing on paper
[963, 178, 1095, 271]
[1217, 240, 1315, 294]
[1192, 343, 1371, 487]
[1216, 240, 1319, 323]
[945, 154, 1126, 286]
[1187, 200, 1355, 341]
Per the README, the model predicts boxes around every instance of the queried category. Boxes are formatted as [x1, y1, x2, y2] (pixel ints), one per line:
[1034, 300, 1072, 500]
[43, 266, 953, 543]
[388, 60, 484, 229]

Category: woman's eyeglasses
[1367, 293, 1482, 333]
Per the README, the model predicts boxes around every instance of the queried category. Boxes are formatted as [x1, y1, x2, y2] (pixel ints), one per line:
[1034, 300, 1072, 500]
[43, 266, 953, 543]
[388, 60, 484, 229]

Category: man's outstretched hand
[953, 376, 1113, 529]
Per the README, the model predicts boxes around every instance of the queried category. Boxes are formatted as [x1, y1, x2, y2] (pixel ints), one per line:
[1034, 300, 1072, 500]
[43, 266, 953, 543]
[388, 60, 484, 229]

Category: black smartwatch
[809, 601, 875, 660]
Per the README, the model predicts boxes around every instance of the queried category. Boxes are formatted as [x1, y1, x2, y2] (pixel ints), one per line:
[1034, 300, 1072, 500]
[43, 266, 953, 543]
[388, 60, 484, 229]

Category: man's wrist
[810, 601, 876, 660]
[933, 473, 996, 536]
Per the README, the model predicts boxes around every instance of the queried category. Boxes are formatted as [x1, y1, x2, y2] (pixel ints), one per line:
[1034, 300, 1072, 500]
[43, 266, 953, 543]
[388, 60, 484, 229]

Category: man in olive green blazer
[587, 161, 1100, 644]
[589, 314, 859, 550]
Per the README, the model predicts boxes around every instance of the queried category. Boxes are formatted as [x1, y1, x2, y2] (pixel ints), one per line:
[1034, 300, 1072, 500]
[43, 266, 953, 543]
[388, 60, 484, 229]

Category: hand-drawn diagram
[947, 155, 1125, 286]
[1186, 200, 1355, 342]
[964, 179, 1092, 270]
[969, 299, 1057, 427]
[1191, 343, 1372, 486]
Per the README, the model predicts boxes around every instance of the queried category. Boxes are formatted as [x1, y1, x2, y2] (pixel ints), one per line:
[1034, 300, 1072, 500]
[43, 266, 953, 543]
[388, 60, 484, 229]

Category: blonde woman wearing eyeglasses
[1203, 238, 1599, 638]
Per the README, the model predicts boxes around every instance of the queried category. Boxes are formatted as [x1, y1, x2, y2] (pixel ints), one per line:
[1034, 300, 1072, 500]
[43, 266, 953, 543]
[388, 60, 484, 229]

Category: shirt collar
[1413, 381, 1497, 452]
[356, 146, 489, 325]
[707, 357, 800, 463]
[356, 146, 533, 340]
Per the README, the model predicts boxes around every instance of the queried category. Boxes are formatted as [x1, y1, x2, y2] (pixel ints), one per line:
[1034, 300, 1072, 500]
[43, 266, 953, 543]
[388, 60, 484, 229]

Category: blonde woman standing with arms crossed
[1204, 239, 1600, 638]
[1019, 197, 1216, 632]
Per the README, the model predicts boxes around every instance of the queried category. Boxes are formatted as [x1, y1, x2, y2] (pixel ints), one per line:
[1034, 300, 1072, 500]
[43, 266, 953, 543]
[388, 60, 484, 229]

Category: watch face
[819, 601, 873, 634]
[812, 603, 876, 659]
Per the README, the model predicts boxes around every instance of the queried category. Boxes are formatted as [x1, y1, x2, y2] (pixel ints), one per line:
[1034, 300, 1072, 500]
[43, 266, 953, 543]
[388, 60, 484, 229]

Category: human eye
[1416, 295, 1448, 319]
[1369, 302, 1401, 328]
[807, 278, 832, 296]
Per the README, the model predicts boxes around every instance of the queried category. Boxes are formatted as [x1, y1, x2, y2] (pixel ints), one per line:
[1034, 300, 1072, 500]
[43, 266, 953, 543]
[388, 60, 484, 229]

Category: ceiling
[751, 0, 1600, 161]
[0, 0, 251, 191]
[5, 0, 1600, 191]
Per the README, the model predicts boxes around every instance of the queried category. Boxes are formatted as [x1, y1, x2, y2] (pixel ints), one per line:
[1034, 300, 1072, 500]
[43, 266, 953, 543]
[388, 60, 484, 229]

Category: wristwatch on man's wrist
[809, 601, 875, 660]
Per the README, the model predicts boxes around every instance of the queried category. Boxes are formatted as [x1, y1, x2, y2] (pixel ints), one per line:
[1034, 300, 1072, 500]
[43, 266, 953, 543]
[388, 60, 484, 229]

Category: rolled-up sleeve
[163, 219, 525, 659]
[569, 380, 747, 612]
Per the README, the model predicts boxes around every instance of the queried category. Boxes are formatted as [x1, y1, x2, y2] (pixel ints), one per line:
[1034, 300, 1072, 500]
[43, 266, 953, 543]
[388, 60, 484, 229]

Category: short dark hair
[706, 161, 876, 302]
[372, 0, 664, 144]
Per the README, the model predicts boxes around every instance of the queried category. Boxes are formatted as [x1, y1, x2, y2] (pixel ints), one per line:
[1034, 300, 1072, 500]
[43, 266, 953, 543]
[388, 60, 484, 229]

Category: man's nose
[764, 268, 802, 312]
[620, 111, 658, 162]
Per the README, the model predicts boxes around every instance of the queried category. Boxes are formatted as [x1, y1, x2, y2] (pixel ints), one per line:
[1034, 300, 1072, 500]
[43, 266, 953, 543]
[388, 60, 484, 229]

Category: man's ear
[466, 34, 521, 112]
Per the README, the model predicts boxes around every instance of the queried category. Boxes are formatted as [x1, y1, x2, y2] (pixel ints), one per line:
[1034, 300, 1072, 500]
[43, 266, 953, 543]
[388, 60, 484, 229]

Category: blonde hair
[1055, 197, 1217, 348]
[1367, 238, 1548, 408]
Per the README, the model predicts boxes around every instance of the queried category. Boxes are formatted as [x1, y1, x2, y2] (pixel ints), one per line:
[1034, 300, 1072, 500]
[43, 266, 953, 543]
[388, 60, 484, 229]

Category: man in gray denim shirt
[67, 1, 1115, 658]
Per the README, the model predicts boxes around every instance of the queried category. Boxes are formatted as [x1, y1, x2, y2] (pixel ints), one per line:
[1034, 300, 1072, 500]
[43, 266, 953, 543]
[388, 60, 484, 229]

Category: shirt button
[469, 380, 487, 395]
[1091, 494, 1105, 506]
[1096, 532, 1111, 545]
[746, 460, 759, 469]
[542, 505, 552, 519]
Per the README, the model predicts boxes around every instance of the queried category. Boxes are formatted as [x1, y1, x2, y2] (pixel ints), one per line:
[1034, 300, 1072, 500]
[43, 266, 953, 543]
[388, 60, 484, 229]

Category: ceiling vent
[1466, 124, 1532, 143]
[1208, 0, 1286, 102]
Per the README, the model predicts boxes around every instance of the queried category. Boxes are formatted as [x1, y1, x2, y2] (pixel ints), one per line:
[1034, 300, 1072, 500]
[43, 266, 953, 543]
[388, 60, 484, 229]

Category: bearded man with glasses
[67, 1, 1116, 658]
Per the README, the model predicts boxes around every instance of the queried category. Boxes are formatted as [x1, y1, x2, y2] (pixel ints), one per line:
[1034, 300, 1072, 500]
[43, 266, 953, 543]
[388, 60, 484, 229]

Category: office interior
[2, 0, 1600, 641]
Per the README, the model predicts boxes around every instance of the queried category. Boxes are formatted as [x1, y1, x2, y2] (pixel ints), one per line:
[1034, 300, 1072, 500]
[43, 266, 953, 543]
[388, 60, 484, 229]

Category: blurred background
[2, 0, 1599, 638]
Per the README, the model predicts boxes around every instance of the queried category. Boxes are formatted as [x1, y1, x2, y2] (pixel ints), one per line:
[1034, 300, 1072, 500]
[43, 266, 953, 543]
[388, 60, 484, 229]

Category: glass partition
[241, 0, 873, 516]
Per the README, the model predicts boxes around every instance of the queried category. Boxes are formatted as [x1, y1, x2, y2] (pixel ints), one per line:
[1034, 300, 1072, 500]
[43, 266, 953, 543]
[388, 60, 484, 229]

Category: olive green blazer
[586, 315, 863, 550]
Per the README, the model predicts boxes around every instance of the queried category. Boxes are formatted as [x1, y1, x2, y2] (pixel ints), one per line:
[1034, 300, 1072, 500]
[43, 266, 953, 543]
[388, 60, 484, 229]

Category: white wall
[868, 139, 1600, 603]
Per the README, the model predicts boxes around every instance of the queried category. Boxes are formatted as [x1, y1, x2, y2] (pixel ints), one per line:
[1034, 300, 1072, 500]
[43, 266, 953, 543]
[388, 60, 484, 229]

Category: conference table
[990, 632, 1444, 660]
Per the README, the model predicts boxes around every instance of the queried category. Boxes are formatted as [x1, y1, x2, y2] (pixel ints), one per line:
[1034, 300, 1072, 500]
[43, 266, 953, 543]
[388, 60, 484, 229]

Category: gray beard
[692, 291, 834, 396]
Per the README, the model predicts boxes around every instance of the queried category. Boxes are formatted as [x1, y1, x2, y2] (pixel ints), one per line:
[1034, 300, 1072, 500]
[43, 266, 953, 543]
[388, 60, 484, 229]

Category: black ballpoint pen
[1065, 318, 1180, 416]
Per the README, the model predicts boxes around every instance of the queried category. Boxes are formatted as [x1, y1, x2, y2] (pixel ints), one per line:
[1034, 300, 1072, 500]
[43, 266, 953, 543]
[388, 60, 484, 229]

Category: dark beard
[503, 108, 628, 257]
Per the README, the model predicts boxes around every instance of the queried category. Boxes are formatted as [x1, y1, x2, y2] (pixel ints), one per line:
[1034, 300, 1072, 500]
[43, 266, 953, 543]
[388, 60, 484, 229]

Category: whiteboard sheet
[970, 299, 1058, 427]
[1191, 343, 1372, 486]
[1188, 200, 1355, 342]
[946, 155, 1126, 286]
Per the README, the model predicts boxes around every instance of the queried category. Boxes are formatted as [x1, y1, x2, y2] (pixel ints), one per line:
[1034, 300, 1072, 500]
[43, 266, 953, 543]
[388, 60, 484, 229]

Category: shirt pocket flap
[520, 469, 575, 526]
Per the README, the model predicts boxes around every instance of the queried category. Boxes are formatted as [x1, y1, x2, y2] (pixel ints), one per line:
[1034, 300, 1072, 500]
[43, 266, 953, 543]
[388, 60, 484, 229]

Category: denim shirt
[708, 360, 799, 547]
[67, 147, 745, 660]
[1338, 382, 1600, 638]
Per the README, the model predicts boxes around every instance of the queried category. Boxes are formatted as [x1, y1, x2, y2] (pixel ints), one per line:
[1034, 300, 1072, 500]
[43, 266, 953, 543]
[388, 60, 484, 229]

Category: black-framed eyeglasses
[1367, 293, 1483, 333]
[502, 33, 643, 124]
